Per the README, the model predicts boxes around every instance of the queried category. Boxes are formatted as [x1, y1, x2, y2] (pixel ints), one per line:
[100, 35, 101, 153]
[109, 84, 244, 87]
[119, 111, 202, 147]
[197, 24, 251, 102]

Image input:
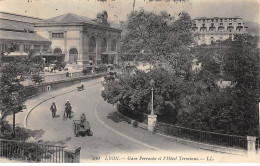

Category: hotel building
[192, 17, 248, 45]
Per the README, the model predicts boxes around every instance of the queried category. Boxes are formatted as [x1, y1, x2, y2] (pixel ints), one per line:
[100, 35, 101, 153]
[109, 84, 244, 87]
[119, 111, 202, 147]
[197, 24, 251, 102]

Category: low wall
[115, 104, 247, 156]
[22, 73, 107, 99]
[43, 71, 84, 83]
[115, 106, 148, 130]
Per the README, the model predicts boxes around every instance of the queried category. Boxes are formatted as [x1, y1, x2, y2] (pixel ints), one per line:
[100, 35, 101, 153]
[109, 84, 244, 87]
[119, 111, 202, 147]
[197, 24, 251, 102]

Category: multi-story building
[192, 17, 248, 45]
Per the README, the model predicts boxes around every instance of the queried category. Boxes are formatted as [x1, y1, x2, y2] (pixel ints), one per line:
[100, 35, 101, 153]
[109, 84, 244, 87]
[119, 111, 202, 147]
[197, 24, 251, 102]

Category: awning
[37, 53, 65, 57]
[3, 51, 29, 57]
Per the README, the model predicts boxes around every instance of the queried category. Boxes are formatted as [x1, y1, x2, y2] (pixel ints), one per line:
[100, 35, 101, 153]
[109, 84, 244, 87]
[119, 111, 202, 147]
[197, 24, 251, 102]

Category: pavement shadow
[107, 112, 124, 123]
[54, 115, 60, 118]
[27, 129, 45, 140]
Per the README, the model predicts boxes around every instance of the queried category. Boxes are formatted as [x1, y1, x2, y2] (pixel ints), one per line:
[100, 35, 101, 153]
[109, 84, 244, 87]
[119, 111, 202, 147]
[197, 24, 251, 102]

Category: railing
[0, 139, 65, 163]
[117, 103, 148, 124]
[155, 122, 247, 150]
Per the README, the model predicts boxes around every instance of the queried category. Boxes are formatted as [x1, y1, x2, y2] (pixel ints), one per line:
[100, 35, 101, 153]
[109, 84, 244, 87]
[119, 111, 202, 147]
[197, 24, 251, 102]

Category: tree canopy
[121, 9, 193, 64]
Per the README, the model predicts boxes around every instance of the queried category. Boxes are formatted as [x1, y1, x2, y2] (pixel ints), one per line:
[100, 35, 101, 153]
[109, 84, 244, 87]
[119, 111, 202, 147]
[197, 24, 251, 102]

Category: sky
[0, 0, 259, 23]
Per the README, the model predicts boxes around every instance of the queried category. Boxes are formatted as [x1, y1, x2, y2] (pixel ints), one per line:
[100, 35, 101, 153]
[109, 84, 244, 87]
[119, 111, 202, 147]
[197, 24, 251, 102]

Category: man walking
[50, 102, 57, 118]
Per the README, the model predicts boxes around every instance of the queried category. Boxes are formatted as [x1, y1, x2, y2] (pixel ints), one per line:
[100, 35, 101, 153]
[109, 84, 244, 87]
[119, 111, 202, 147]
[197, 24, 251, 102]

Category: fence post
[64, 147, 81, 163]
[247, 136, 257, 154]
[148, 114, 157, 132]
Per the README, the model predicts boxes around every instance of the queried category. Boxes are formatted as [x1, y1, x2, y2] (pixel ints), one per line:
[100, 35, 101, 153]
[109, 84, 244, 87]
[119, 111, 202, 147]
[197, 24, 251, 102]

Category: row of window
[195, 22, 242, 27]
[197, 18, 240, 23]
[52, 33, 64, 39]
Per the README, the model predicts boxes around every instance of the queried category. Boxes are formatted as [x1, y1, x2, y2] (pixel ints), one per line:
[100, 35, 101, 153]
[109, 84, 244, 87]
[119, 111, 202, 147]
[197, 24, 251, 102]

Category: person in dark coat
[65, 100, 72, 118]
[50, 102, 57, 118]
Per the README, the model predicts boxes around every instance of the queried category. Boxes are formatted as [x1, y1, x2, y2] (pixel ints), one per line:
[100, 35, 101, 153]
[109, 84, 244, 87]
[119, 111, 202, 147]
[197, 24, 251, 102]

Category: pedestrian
[80, 113, 86, 123]
[80, 81, 84, 90]
[65, 100, 72, 118]
[50, 102, 57, 118]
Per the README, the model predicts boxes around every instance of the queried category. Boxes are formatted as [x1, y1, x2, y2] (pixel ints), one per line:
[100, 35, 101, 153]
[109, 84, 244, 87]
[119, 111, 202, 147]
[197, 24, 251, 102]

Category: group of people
[49, 100, 72, 119]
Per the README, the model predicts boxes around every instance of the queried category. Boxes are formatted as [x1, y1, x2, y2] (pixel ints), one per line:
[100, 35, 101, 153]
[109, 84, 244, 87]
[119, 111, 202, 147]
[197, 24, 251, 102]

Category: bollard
[247, 136, 257, 155]
[64, 147, 81, 163]
[148, 114, 157, 132]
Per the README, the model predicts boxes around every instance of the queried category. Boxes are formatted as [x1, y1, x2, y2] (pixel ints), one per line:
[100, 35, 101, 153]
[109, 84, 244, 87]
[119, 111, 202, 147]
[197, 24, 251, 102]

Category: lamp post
[150, 79, 155, 115]
[148, 79, 157, 132]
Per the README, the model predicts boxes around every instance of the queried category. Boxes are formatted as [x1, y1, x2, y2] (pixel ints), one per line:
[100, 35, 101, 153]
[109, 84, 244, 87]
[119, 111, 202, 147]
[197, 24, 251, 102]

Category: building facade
[0, 12, 51, 56]
[192, 17, 248, 45]
[34, 11, 122, 66]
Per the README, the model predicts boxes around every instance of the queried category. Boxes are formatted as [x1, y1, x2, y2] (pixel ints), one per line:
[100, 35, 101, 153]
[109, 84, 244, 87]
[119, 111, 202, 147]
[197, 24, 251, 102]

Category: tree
[122, 9, 193, 67]
[0, 50, 42, 120]
[177, 34, 260, 136]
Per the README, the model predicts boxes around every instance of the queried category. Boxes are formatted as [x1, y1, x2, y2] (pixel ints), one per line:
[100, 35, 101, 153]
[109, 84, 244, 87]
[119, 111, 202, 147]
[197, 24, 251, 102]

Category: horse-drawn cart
[73, 120, 93, 137]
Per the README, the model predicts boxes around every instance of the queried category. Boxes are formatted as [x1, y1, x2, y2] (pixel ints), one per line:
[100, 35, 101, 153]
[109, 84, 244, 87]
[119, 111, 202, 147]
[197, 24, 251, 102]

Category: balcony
[192, 26, 198, 31]
[209, 26, 216, 31]
[227, 26, 234, 30]
[218, 26, 225, 30]
[200, 27, 207, 31]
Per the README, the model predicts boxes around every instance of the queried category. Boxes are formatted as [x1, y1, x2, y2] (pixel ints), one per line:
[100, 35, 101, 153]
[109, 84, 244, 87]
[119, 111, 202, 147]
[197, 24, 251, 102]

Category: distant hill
[245, 21, 260, 35]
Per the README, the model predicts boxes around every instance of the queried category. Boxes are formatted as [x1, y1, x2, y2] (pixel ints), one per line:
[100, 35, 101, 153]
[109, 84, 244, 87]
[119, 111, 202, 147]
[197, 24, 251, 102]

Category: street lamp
[150, 79, 155, 115]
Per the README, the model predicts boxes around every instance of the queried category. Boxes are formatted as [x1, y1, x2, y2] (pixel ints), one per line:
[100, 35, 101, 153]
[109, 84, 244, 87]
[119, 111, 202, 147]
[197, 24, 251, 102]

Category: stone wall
[22, 73, 106, 99]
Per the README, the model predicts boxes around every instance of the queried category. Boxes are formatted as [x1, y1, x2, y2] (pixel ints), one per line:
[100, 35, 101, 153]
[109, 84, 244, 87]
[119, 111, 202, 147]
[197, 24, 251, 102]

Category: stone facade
[192, 17, 248, 45]
[34, 12, 122, 66]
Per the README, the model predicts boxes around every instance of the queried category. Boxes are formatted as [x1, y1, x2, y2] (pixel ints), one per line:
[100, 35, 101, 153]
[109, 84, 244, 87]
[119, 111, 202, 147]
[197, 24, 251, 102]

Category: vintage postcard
[0, 0, 259, 163]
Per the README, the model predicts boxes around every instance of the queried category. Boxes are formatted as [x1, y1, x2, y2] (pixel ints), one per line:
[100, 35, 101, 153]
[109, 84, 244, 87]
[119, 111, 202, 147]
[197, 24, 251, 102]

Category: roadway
[23, 77, 255, 162]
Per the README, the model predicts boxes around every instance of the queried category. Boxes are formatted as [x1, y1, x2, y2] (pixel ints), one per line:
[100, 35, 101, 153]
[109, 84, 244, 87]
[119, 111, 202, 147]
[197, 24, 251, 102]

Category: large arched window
[111, 39, 116, 52]
[69, 48, 78, 64]
[89, 37, 96, 53]
[53, 48, 62, 54]
[69, 48, 78, 54]
[101, 38, 107, 53]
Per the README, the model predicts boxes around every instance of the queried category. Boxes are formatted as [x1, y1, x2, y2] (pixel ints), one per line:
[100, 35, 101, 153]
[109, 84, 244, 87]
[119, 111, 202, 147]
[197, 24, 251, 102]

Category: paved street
[5, 77, 257, 162]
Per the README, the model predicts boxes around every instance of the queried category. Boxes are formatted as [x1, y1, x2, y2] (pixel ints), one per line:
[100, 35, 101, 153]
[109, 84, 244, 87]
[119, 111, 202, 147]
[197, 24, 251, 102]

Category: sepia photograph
[0, 0, 259, 163]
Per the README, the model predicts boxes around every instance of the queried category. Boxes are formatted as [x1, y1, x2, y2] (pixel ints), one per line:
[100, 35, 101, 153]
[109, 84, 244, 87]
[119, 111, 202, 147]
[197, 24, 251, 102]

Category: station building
[35, 11, 122, 66]
[192, 17, 248, 45]
[0, 11, 122, 66]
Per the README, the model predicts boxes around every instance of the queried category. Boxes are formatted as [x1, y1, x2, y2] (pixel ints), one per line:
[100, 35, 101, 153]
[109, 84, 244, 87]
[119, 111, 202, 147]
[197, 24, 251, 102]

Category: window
[229, 23, 232, 26]
[220, 19, 223, 22]
[0, 43, 8, 53]
[52, 33, 64, 39]
[24, 45, 30, 52]
[225, 19, 227, 22]
[43, 45, 49, 51]
[34, 45, 40, 52]
[229, 19, 232, 22]
[211, 23, 214, 26]
[238, 23, 242, 26]
[220, 23, 223, 26]
[234, 19, 236, 22]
